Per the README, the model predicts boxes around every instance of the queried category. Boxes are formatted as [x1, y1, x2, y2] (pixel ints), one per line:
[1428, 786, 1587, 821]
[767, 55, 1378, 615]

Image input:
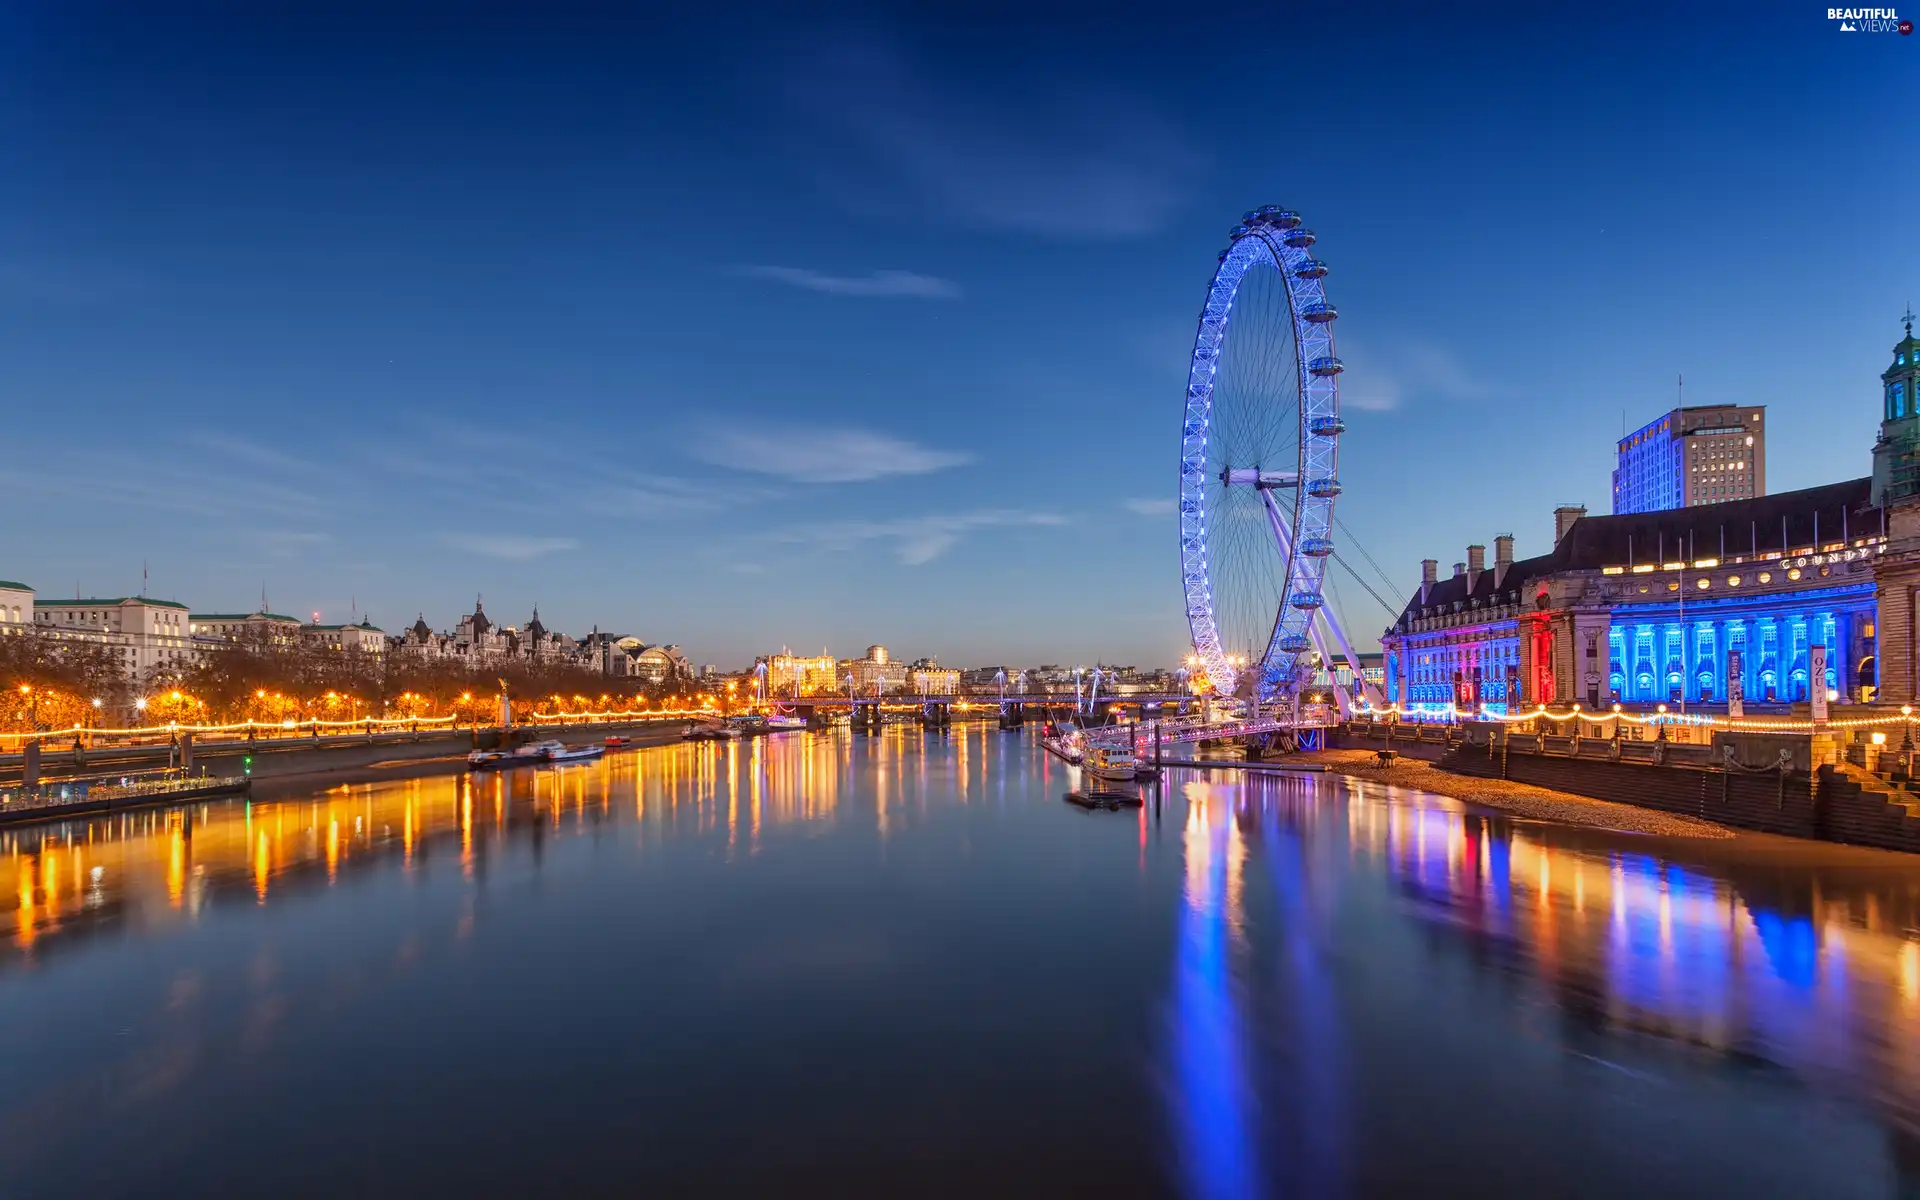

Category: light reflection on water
[1, 731, 1919, 1196]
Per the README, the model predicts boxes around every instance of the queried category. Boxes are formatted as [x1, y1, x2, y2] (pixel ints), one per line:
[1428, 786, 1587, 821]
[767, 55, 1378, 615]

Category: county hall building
[1382, 321, 1920, 714]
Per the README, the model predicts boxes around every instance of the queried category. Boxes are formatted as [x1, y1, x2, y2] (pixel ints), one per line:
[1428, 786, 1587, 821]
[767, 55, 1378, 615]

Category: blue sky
[3, 2, 1916, 668]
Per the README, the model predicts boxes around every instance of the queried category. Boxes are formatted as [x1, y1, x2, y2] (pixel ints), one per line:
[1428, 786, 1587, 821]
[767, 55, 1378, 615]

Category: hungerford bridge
[785, 204, 1388, 753]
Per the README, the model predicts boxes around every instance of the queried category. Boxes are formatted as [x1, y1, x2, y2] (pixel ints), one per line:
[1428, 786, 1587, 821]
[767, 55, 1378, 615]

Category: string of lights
[1354, 701, 1917, 733]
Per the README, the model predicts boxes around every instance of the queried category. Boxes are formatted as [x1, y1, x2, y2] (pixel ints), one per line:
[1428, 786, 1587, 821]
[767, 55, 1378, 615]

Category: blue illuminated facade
[1603, 579, 1869, 705]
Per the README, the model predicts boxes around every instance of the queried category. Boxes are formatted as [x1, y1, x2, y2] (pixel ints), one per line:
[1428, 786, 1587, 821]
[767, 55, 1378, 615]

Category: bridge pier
[998, 702, 1024, 730]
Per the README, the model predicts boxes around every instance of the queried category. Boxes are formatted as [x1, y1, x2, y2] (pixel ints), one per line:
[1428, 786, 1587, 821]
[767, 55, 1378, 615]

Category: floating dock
[1064, 789, 1145, 810]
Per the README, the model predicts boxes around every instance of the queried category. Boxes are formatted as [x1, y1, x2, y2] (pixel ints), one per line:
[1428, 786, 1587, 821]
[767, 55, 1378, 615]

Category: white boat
[764, 714, 807, 730]
[514, 739, 566, 760]
[542, 742, 606, 764]
[683, 722, 742, 741]
[467, 749, 513, 770]
[1084, 744, 1140, 784]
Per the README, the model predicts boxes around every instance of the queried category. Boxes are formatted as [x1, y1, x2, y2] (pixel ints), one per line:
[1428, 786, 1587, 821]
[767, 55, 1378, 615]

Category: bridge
[769, 693, 1198, 710]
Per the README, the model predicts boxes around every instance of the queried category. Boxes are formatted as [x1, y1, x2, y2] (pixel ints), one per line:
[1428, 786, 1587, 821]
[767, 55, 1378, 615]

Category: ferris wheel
[1178, 205, 1374, 708]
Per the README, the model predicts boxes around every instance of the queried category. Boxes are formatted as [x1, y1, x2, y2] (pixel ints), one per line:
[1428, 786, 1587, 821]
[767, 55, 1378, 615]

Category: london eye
[1178, 205, 1372, 708]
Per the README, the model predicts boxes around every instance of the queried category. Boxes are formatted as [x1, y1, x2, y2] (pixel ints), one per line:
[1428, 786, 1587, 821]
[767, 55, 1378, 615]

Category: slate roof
[1392, 477, 1880, 626]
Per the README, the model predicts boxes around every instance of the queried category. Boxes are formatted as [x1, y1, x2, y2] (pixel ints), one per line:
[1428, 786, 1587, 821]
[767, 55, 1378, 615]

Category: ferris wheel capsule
[1282, 228, 1316, 249]
[1299, 537, 1334, 557]
[1308, 414, 1347, 436]
[1301, 302, 1338, 323]
[1308, 357, 1344, 377]
[1306, 478, 1343, 498]
[1270, 210, 1302, 229]
[1277, 635, 1312, 653]
[1295, 259, 1329, 279]
[1290, 592, 1325, 610]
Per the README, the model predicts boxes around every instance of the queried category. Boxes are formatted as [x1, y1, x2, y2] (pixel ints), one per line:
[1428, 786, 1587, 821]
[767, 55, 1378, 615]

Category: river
[3, 726, 1919, 1197]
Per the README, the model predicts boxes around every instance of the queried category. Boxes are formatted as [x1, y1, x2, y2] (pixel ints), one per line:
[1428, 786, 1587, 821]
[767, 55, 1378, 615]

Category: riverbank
[1295, 748, 1738, 838]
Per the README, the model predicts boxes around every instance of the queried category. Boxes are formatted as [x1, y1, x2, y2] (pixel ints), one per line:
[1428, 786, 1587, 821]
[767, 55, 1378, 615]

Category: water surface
[4, 727, 1920, 1197]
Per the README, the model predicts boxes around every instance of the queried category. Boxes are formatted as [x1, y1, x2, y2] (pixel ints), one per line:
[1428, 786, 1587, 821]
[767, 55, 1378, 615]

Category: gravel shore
[1298, 749, 1737, 839]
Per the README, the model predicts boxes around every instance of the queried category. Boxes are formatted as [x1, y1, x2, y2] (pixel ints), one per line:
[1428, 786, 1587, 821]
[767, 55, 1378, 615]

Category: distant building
[844, 644, 907, 695]
[301, 618, 386, 655]
[1613, 404, 1766, 514]
[909, 658, 960, 695]
[191, 610, 303, 648]
[0, 580, 31, 633]
[628, 644, 692, 685]
[33, 594, 195, 681]
[766, 649, 840, 695]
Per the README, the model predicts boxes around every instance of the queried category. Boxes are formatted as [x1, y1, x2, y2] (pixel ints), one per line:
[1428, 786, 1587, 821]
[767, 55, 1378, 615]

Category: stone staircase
[1827, 763, 1920, 850]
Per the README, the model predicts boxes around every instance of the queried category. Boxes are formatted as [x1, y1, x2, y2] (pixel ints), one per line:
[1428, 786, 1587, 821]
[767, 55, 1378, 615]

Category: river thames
[4, 727, 1920, 1196]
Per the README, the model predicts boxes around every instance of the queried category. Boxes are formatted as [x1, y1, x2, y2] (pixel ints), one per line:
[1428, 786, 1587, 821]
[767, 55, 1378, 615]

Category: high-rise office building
[1612, 404, 1766, 514]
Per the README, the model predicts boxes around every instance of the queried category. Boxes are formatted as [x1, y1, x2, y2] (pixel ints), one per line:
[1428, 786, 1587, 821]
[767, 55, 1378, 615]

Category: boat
[467, 749, 514, 770]
[683, 722, 742, 741]
[514, 739, 565, 760]
[603, 735, 631, 747]
[1040, 721, 1085, 765]
[1084, 744, 1141, 784]
[542, 742, 606, 764]
[764, 713, 807, 731]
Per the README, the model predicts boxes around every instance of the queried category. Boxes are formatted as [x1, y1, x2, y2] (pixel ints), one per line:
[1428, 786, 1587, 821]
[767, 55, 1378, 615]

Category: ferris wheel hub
[1220, 468, 1299, 489]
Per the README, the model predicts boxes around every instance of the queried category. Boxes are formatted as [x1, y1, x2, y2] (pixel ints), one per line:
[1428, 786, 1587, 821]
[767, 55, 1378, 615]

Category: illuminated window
[1726, 575, 1740, 586]
[1667, 581, 1680, 592]
[1787, 568, 1802, 581]
[1758, 571, 1772, 583]
[1696, 578, 1710, 590]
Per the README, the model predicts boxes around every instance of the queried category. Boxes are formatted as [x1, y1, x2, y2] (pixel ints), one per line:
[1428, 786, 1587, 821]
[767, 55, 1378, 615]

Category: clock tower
[1871, 307, 1920, 507]
[1871, 309, 1920, 702]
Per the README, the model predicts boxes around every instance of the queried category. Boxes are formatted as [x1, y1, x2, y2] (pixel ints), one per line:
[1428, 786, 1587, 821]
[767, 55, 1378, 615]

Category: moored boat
[1084, 745, 1140, 784]
[542, 742, 606, 764]
[1040, 722, 1085, 765]
[467, 749, 514, 770]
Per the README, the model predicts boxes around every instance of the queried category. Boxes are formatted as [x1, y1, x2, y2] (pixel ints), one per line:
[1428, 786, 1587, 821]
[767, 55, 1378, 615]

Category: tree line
[0, 628, 693, 732]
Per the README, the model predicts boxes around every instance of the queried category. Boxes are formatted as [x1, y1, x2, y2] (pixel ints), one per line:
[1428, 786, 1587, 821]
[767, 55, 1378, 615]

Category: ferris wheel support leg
[1258, 488, 1353, 716]
[1314, 607, 1385, 708]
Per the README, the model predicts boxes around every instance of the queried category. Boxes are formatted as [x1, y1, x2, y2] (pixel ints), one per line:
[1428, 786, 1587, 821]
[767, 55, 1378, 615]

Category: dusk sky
[4, 2, 1915, 669]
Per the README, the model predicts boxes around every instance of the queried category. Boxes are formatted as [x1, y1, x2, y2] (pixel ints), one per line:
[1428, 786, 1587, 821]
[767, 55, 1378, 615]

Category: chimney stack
[1554, 505, 1587, 545]
[1467, 544, 1486, 573]
[1493, 534, 1515, 587]
[1452, 562, 1466, 579]
[1419, 558, 1438, 605]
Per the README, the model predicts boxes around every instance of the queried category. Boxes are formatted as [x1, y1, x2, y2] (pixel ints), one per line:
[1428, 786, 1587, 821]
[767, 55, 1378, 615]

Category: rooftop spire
[1906, 302, 1915, 339]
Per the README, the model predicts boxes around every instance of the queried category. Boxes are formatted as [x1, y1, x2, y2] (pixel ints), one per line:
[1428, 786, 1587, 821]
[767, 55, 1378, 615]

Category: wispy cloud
[443, 535, 580, 561]
[690, 426, 971, 484]
[253, 531, 333, 558]
[1124, 497, 1176, 516]
[1338, 339, 1512, 413]
[771, 32, 1196, 239]
[732, 265, 960, 299]
[772, 509, 1066, 565]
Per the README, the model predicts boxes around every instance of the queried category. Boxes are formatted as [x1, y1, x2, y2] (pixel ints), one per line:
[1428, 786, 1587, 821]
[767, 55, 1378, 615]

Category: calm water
[5, 728, 1920, 1197]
